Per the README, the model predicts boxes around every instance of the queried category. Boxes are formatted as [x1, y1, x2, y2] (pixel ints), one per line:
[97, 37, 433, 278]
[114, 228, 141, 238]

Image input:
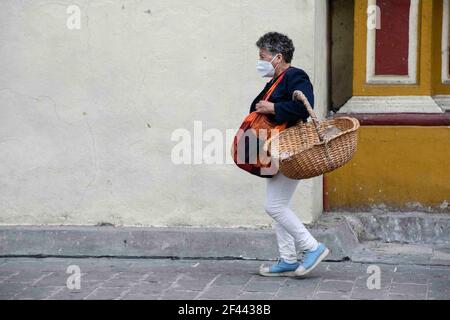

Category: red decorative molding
[335, 112, 450, 126]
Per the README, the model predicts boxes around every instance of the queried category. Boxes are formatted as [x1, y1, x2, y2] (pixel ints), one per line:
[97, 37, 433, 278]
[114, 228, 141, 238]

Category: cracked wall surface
[0, 0, 329, 227]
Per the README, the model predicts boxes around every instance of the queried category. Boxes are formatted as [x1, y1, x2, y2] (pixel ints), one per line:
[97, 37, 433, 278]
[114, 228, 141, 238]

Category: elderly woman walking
[251, 32, 330, 277]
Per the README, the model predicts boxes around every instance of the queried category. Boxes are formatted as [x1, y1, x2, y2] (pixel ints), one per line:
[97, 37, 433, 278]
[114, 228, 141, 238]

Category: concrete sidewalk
[0, 257, 449, 300]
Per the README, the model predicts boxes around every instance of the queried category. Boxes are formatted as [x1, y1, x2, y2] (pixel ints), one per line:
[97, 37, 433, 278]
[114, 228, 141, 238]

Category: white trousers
[265, 171, 319, 264]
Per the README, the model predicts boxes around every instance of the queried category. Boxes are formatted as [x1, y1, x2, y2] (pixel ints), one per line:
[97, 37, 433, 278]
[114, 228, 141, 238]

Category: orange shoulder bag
[231, 71, 288, 178]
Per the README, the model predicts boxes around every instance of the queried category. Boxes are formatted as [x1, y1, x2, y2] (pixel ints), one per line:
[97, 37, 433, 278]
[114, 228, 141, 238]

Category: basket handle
[292, 90, 325, 142]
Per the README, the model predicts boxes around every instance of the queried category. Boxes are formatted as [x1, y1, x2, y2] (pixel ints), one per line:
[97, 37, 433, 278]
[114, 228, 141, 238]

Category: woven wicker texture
[264, 90, 360, 180]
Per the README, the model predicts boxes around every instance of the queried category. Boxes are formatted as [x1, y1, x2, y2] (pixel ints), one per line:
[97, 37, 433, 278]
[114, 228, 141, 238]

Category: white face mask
[257, 54, 280, 78]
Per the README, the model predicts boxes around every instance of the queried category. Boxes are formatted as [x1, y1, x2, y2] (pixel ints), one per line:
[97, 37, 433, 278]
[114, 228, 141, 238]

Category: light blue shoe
[295, 243, 330, 277]
[259, 258, 300, 277]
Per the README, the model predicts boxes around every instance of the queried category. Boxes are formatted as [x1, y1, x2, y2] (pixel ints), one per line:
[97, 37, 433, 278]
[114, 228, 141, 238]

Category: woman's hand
[255, 101, 276, 115]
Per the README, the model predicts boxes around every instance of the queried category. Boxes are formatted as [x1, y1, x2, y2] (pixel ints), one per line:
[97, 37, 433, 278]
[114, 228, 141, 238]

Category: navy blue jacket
[249, 66, 314, 128]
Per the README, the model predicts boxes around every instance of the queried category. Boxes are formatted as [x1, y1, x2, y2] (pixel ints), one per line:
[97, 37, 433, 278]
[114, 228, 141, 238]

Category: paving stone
[171, 279, 211, 291]
[428, 279, 450, 290]
[389, 283, 428, 299]
[31, 273, 74, 287]
[392, 272, 430, 285]
[0, 261, 69, 273]
[160, 289, 200, 300]
[0, 283, 29, 299]
[83, 287, 129, 300]
[426, 281, 450, 300]
[317, 272, 358, 281]
[101, 274, 146, 288]
[427, 293, 450, 300]
[317, 279, 354, 294]
[1, 258, 450, 300]
[275, 285, 316, 300]
[2, 271, 52, 284]
[283, 277, 321, 289]
[46, 286, 99, 300]
[144, 272, 183, 283]
[211, 274, 253, 286]
[128, 281, 173, 294]
[428, 270, 450, 281]
[237, 292, 275, 300]
[78, 271, 117, 282]
[387, 293, 426, 300]
[120, 292, 161, 300]
[0, 270, 20, 277]
[14, 286, 62, 300]
[197, 285, 242, 300]
[313, 292, 350, 300]
[243, 278, 282, 293]
[350, 287, 390, 300]
[393, 265, 431, 273]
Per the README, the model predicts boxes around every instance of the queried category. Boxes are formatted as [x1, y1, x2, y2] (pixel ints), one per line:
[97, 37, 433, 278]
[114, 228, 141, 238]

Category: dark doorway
[330, 0, 355, 111]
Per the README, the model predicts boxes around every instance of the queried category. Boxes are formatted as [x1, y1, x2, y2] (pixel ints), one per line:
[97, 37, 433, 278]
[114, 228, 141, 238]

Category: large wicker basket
[264, 90, 360, 180]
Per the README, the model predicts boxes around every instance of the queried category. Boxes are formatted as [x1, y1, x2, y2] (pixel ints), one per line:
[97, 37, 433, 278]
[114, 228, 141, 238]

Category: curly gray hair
[256, 32, 295, 63]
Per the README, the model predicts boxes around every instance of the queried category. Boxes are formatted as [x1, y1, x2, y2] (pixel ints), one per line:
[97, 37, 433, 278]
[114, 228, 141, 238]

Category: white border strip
[434, 95, 450, 111]
[338, 96, 444, 114]
[442, 0, 450, 84]
[366, 0, 419, 84]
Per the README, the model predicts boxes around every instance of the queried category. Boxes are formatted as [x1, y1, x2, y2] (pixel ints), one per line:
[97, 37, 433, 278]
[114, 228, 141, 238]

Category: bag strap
[262, 68, 289, 101]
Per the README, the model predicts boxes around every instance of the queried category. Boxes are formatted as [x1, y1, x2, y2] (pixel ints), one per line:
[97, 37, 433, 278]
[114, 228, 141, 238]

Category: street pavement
[0, 257, 449, 300]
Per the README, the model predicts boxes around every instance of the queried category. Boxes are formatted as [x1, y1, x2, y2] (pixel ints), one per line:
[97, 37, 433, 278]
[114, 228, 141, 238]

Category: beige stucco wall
[0, 0, 329, 227]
